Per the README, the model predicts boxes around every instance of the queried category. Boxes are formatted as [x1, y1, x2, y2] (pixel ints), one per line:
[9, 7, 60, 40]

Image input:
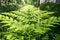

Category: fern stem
[37, 0, 40, 27]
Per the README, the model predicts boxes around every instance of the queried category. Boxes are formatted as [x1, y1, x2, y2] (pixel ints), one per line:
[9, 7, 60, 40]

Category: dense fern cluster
[0, 5, 60, 40]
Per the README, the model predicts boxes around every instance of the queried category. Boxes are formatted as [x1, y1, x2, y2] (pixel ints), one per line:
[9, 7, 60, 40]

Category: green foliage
[0, 4, 24, 12]
[0, 5, 60, 40]
[22, 0, 37, 6]
[40, 2, 60, 11]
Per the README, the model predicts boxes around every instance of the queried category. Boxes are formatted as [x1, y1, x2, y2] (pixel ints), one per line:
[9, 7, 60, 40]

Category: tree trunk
[21, 0, 25, 5]
[37, 0, 40, 27]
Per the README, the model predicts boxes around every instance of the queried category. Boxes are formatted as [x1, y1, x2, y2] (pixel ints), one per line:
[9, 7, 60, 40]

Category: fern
[0, 5, 60, 40]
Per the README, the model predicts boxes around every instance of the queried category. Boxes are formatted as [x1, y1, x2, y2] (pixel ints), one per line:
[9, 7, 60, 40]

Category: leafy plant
[0, 5, 60, 40]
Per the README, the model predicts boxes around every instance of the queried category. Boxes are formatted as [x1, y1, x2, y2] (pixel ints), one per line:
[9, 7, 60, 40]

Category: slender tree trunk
[0, 0, 1, 5]
[37, 0, 40, 27]
[21, 0, 25, 5]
